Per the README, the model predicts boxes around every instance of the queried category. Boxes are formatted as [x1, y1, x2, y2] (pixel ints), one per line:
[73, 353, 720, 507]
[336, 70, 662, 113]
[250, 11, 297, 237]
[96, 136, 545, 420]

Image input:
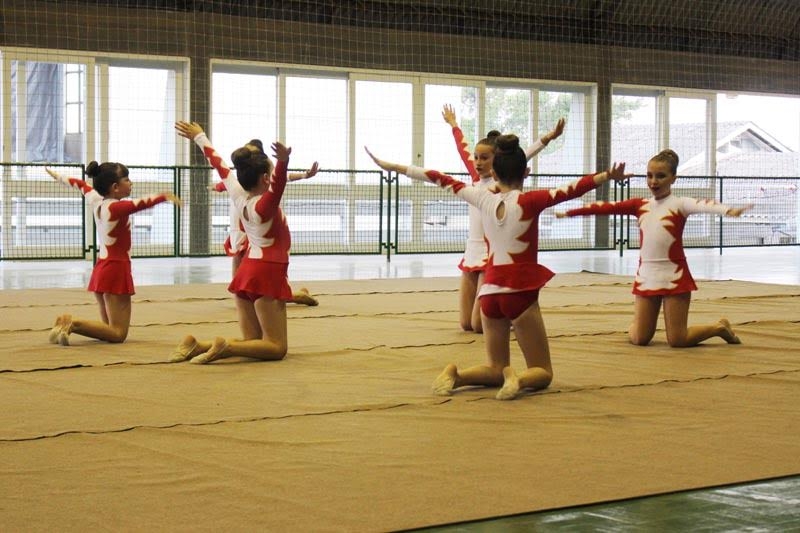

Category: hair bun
[85, 161, 100, 177]
[659, 149, 679, 166]
[495, 134, 520, 153]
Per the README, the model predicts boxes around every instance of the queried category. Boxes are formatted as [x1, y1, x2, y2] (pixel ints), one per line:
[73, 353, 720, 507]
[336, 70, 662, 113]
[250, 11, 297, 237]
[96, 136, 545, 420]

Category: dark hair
[477, 130, 501, 148]
[244, 139, 265, 155]
[491, 134, 527, 185]
[85, 161, 128, 196]
[650, 149, 679, 175]
[231, 146, 273, 190]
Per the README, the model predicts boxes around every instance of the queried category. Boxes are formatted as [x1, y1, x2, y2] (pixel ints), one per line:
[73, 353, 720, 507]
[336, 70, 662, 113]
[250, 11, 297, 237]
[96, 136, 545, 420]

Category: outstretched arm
[364, 146, 409, 175]
[525, 117, 566, 160]
[288, 161, 319, 182]
[46, 167, 98, 198]
[726, 204, 753, 217]
[365, 146, 470, 200]
[593, 162, 632, 186]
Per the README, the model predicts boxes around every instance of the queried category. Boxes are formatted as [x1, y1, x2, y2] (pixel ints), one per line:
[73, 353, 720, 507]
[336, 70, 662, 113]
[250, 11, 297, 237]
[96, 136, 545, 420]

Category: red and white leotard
[406, 165, 601, 296]
[450, 127, 549, 272]
[564, 195, 731, 296]
[193, 133, 293, 301]
[51, 172, 168, 295]
[450, 126, 493, 272]
[212, 180, 247, 256]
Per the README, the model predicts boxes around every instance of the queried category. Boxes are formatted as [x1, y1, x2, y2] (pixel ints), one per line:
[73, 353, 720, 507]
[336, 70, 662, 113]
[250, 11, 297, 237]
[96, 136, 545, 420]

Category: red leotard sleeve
[254, 159, 288, 219]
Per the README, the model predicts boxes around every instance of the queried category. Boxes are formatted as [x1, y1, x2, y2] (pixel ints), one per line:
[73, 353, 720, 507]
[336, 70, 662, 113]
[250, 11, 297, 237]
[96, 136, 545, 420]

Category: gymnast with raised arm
[366, 136, 630, 400]
[171, 121, 304, 363]
[441, 104, 565, 333]
[204, 133, 319, 307]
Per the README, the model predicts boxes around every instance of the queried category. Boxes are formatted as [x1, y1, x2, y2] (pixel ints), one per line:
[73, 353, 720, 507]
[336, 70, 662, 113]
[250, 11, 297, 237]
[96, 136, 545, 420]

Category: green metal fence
[1, 163, 797, 262]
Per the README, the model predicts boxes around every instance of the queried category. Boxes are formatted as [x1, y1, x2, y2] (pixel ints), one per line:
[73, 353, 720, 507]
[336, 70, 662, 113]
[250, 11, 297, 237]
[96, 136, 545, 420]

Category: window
[107, 66, 176, 166]
[423, 83, 479, 173]
[285, 75, 348, 171]
[211, 71, 277, 166]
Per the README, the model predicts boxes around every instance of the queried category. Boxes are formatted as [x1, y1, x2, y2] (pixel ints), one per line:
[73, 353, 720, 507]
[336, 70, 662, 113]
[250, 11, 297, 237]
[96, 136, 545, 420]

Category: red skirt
[228, 258, 292, 302]
[87, 259, 135, 295]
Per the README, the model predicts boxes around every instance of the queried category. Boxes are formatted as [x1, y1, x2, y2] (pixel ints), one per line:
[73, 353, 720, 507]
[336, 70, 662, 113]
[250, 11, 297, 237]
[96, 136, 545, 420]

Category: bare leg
[191, 296, 288, 364]
[629, 295, 662, 346]
[95, 292, 110, 324]
[663, 293, 742, 347]
[231, 254, 243, 278]
[59, 294, 132, 344]
[496, 301, 553, 400]
[236, 297, 262, 340]
[470, 271, 485, 334]
[432, 310, 510, 396]
[289, 287, 319, 306]
[459, 271, 479, 332]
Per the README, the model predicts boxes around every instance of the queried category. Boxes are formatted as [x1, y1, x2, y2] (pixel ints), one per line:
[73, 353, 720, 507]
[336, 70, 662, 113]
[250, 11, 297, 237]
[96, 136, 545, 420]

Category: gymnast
[170, 122, 302, 363]
[202, 133, 319, 307]
[556, 148, 751, 347]
[441, 104, 565, 333]
[46, 163, 181, 345]
[366, 136, 630, 400]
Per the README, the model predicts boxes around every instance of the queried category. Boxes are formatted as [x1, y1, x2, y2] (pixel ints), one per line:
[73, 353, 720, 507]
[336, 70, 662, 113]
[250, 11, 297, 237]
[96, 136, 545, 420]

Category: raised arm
[253, 142, 291, 219]
[442, 104, 479, 182]
[175, 121, 234, 182]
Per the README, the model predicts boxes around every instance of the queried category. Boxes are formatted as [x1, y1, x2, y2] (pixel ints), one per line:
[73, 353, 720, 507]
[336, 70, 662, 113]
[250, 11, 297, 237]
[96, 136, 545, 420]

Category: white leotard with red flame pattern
[51, 172, 168, 261]
[564, 195, 731, 296]
[406, 165, 601, 296]
[450, 127, 548, 272]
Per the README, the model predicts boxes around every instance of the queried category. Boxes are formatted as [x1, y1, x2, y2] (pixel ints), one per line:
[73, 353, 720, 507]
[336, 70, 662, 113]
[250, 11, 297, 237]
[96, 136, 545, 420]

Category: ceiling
[62, 0, 800, 60]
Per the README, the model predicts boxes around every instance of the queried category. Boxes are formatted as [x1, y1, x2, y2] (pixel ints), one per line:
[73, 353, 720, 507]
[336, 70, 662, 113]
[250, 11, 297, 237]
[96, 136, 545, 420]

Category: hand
[45, 167, 61, 180]
[272, 141, 291, 161]
[441, 104, 457, 127]
[304, 161, 320, 179]
[175, 121, 204, 140]
[726, 204, 753, 217]
[543, 117, 566, 144]
[163, 192, 183, 207]
[606, 162, 632, 183]
[364, 146, 395, 172]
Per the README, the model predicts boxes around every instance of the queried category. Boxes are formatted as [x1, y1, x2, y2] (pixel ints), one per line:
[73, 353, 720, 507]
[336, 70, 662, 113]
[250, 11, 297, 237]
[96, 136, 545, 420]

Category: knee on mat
[628, 333, 652, 346]
[108, 329, 129, 343]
